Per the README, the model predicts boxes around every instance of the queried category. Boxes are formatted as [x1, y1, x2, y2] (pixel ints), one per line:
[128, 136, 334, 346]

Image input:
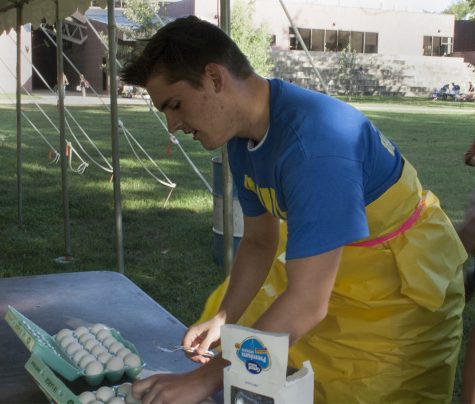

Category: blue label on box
[235, 337, 270, 374]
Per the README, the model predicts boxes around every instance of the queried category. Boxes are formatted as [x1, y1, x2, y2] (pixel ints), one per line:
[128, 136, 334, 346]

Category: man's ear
[204, 63, 224, 92]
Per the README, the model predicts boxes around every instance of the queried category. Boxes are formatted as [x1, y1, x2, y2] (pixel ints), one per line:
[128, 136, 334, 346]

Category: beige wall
[0, 26, 33, 94]
[185, 0, 455, 57]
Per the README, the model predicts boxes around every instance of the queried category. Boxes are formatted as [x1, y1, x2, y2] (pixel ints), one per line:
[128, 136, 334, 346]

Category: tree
[231, 0, 274, 77]
[337, 44, 358, 99]
[444, 0, 474, 20]
[122, 0, 162, 40]
[119, 0, 162, 66]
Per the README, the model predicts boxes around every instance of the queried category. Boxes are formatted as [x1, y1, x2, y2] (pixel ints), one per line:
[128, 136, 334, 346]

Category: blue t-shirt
[227, 79, 403, 259]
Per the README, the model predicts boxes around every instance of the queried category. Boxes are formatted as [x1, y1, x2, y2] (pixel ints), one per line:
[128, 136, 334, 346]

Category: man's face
[146, 72, 234, 150]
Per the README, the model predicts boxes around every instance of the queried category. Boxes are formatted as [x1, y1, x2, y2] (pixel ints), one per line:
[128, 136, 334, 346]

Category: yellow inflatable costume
[199, 160, 467, 403]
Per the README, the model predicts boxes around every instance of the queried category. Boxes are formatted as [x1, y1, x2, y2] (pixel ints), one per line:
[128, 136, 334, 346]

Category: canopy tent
[1, 0, 236, 275]
[0, 0, 105, 33]
[2, 0, 125, 272]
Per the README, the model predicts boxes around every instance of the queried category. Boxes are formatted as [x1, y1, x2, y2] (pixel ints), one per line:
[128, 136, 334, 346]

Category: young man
[122, 16, 467, 404]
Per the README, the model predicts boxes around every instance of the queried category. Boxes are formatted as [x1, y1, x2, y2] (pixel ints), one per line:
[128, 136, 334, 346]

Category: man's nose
[166, 112, 183, 134]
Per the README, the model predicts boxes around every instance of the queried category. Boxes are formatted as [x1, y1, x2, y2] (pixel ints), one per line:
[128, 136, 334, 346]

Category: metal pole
[107, 0, 125, 274]
[220, 0, 234, 275]
[278, 0, 328, 93]
[16, 6, 22, 226]
[56, 2, 72, 260]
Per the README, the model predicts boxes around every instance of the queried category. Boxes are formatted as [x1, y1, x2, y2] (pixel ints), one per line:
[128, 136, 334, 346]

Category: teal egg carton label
[25, 353, 81, 404]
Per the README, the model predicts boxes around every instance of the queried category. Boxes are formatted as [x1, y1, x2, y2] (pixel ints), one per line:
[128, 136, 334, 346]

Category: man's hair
[121, 15, 254, 88]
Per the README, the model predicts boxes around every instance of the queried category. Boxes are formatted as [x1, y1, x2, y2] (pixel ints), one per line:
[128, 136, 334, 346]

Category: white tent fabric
[0, 0, 106, 32]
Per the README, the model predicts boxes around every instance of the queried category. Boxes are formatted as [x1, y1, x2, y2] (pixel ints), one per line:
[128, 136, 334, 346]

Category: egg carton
[25, 353, 141, 404]
[5, 305, 144, 386]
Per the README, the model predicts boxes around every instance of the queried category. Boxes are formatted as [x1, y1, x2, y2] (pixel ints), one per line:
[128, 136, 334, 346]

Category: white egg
[56, 328, 73, 342]
[79, 354, 96, 369]
[74, 326, 89, 338]
[95, 385, 115, 402]
[125, 391, 141, 404]
[78, 390, 96, 404]
[91, 323, 108, 335]
[66, 342, 83, 356]
[124, 353, 141, 368]
[89, 401, 104, 404]
[116, 382, 132, 397]
[102, 336, 117, 348]
[106, 356, 124, 371]
[84, 339, 99, 352]
[108, 397, 126, 404]
[116, 347, 131, 359]
[97, 352, 113, 364]
[73, 349, 88, 364]
[109, 342, 124, 355]
[91, 345, 107, 356]
[79, 333, 95, 345]
[96, 328, 112, 342]
[60, 335, 76, 349]
[85, 360, 104, 376]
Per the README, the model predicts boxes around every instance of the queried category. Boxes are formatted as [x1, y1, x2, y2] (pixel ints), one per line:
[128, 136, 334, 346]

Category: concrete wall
[0, 26, 33, 94]
[271, 50, 475, 96]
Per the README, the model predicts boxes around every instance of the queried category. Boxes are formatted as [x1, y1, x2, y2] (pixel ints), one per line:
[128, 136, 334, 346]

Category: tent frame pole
[107, 0, 125, 274]
[16, 5, 23, 226]
[56, 1, 72, 259]
[220, 0, 234, 275]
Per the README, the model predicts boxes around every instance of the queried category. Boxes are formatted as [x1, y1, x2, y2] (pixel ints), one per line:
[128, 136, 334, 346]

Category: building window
[338, 31, 350, 51]
[311, 29, 325, 51]
[325, 30, 338, 51]
[423, 35, 453, 56]
[297, 28, 311, 50]
[364, 32, 378, 53]
[289, 27, 378, 54]
[351, 31, 364, 53]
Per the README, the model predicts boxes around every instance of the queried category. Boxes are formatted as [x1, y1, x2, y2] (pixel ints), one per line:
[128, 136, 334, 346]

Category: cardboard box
[221, 324, 313, 404]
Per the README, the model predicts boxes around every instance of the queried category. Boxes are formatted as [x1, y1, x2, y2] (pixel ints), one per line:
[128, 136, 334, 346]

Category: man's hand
[132, 357, 227, 404]
[182, 314, 225, 363]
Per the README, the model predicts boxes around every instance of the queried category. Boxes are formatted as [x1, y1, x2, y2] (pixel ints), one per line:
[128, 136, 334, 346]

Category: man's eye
[171, 101, 181, 110]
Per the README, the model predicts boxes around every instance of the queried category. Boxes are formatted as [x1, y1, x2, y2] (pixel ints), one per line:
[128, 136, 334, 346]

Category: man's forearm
[218, 237, 277, 324]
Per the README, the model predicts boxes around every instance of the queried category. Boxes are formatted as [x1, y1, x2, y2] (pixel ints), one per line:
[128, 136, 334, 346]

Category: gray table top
[0, 270, 199, 403]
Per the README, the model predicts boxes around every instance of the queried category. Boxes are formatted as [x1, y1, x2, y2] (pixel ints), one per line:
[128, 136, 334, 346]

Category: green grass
[340, 95, 475, 109]
[0, 101, 474, 401]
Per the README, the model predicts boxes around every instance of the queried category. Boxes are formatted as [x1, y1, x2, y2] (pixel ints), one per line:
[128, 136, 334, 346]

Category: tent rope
[9, 32, 114, 173]
[85, 14, 213, 193]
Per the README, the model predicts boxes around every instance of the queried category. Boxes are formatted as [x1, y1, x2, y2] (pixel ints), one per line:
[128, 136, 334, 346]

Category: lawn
[0, 100, 474, 401]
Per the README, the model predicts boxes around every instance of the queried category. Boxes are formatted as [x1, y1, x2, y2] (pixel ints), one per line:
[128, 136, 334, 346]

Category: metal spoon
[157, 345, 215, 358]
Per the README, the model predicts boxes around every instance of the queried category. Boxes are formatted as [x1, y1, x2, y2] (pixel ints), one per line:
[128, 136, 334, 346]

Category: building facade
[160, 0, 455, 57]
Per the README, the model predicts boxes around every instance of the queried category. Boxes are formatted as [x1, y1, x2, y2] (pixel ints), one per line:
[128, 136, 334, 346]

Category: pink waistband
[347, 198, 425, 247]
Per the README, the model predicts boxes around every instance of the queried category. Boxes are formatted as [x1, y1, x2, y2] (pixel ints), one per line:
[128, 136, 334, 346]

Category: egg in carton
[55, 323, 144, 386]
[25, 353, 142, 404]
[5, 306, 144, 386]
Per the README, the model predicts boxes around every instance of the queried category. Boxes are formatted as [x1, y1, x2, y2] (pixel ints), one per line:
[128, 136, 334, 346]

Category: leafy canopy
[231, 0, 273, 77]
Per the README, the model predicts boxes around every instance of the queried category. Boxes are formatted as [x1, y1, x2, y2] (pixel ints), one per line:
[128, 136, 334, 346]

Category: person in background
[79, 74, 89, 97]
[55, 72, 69, 110]
[468, 81, 474, 94]
[121, 16, 467, 403]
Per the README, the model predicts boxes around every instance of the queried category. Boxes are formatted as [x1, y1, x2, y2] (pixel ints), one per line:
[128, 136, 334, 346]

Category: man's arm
[133, 244, 342, 403]
[253, 247, 342, 343]
[183, 211, 280, 355]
